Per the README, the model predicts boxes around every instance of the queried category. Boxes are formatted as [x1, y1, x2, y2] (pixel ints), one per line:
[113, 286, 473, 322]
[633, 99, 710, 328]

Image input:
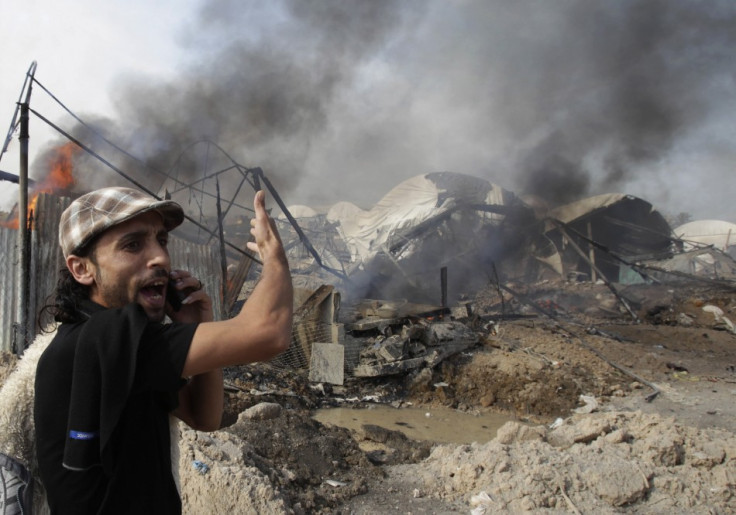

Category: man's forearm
[176, 368, 224, 431]
[242, 252, 293, 348]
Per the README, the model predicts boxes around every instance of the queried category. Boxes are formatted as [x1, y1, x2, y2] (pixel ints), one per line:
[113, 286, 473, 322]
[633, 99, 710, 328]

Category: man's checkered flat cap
[59, 186, 184, 258]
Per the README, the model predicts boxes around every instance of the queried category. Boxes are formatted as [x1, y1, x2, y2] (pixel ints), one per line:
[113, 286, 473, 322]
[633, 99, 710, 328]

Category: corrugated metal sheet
[0, 193, 70, 351]
[30, 194, 70, 337]
[1, 193, 227, 353]
[0, 226, 19, 352]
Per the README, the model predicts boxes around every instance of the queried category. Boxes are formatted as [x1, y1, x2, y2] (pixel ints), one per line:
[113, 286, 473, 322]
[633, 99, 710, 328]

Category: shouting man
[34, 186, 292, 513]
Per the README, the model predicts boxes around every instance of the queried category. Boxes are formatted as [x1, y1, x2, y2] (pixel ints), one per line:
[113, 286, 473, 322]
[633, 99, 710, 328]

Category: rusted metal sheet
[292, 285, 340, 370]
[0, 194, 70, 351]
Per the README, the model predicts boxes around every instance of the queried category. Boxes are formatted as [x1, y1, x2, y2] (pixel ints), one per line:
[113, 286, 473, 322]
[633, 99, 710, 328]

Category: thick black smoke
[37, 0, 736, 219]
[105, 0, 418, 210]
[512, 0, 736, 206]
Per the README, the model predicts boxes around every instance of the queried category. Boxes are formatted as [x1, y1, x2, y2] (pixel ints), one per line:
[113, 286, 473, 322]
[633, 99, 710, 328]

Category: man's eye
[124, 241, 141, 251]
[159, 238, 169, 247]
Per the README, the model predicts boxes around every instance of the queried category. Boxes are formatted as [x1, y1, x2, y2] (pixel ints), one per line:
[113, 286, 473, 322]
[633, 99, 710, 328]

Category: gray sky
[0, 0, 191, 205]
[1, 0, 735, 222]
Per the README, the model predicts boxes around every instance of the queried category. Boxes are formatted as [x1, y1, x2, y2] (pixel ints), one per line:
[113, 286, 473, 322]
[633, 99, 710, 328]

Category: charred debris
[248, 172, 736, 390]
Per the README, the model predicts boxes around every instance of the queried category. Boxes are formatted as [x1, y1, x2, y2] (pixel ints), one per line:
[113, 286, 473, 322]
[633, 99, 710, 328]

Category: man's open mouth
[140, 280, 167, 302]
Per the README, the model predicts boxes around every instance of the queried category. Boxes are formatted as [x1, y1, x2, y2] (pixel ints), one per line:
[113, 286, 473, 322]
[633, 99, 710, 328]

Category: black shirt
[34, 301, 197, 514]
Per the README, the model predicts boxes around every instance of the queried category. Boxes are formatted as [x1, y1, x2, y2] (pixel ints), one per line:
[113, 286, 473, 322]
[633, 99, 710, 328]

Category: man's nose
[147, 241, 170, 268]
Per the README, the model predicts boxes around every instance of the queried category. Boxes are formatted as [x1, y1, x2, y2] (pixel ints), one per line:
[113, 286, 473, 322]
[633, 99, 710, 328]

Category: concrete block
[308, 342, 344, 385]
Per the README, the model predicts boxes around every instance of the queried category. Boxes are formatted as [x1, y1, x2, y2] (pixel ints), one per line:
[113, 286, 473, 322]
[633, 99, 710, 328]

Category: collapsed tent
[325, 172, 541, 302]
[276, 179, 721, 307]
[544, 194, 674, 283]
[641, 247, 736, 282]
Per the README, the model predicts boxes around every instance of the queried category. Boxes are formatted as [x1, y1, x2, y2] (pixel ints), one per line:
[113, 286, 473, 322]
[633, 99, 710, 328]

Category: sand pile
[393, 410, 736, 513]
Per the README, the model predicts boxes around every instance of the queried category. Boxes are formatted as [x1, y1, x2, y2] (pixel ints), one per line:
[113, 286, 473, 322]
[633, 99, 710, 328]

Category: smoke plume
[35, 0, 736, 219]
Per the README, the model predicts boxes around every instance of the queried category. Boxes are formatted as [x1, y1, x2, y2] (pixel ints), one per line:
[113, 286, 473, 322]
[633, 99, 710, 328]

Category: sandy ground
[3, 279, 736, 513]
[331, 280, 736, 513]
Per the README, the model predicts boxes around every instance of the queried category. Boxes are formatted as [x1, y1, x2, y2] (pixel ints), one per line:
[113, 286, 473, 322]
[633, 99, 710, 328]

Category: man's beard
[94, 268, 167, 322]
[94, 269, 131, 309]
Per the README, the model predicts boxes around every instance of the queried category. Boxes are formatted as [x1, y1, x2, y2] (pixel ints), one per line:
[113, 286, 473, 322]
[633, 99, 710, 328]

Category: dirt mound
[375, 410, 736, 513]
[179, 403, 383, 514]
[174, 278, 736, 513]
[408, 321, 630, 419]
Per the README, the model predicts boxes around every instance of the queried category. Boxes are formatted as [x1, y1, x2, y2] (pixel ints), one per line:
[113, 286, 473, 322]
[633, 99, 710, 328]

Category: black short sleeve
[133, 321, 198, 393]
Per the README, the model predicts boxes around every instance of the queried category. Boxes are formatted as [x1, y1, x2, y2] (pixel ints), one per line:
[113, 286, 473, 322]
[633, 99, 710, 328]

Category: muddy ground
[3, 278, 736, 513]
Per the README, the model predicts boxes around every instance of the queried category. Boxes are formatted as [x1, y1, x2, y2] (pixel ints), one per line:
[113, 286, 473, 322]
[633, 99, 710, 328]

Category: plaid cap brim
[59, 187, 184, 258]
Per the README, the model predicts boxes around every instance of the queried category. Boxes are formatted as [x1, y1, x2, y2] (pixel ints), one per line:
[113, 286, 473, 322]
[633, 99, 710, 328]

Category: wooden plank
[294, 285, 334, 320]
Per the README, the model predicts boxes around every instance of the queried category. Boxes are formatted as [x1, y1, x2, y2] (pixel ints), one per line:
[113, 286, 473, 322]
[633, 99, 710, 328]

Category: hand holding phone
[167, 279, 186, 312]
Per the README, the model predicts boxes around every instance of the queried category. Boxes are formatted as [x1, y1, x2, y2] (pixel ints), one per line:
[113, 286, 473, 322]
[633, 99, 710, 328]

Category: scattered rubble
[2, 276, 735, 513]
[352, 318, 479, 378]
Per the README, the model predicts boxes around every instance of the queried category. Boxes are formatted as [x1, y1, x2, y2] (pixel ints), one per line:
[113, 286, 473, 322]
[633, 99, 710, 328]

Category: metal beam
[0, 169, 35, 185]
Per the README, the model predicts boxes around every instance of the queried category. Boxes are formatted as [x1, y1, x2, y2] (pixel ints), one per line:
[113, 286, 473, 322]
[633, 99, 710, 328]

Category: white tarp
[643, 248, 736, 281]
[546, 193, 629, 225]
[674, 219, 736, 252]
[276, 205, 318, 220]
[325, 172, 510, 266]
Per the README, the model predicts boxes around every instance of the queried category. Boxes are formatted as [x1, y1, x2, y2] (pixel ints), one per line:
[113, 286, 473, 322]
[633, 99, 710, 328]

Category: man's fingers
[181, 288, 207, 305]
[169, 269, 190, 280]
[247, 189, 285, 260]
[253, 190, 266, 216]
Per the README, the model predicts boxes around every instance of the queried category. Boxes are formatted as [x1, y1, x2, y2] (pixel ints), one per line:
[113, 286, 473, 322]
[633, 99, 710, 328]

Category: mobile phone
[167, 279, 185, 311]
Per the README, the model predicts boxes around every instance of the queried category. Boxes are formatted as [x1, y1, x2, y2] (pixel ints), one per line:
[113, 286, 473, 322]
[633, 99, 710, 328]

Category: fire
[1, 142, 78, 229]
[36, 142, 77, 194]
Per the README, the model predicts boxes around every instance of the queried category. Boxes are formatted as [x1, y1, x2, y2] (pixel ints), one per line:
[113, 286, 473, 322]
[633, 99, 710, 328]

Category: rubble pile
[352, 318, 479, 378]
[389, 410, 736, 513]
[179, 403, 382, 514]
[2, 275, 736, 513]
[213, 275, 736, 513]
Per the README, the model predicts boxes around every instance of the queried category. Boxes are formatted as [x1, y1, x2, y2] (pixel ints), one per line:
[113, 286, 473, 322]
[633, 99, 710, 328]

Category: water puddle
[312, 405, 513, 444]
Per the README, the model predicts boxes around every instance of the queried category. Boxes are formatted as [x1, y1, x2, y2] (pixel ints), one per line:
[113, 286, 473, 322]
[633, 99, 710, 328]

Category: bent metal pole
[17, 102, 29, 353]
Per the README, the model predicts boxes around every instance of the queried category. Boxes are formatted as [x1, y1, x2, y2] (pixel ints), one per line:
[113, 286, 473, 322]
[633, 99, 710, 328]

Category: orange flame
[1, 143, 78, 229]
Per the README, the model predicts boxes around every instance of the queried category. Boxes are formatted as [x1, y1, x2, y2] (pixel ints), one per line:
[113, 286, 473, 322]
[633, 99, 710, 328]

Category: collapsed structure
[278, 171, 733, 303]
[544, 193, 674, 283]
[267, 171, 736, 380]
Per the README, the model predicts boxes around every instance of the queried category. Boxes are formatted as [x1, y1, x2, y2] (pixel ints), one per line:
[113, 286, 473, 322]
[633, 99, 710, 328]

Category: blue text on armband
[69, 430, 99, 440]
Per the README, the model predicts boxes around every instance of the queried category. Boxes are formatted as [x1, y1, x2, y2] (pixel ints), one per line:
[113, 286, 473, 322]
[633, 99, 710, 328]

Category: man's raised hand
[247, 190, 285, 263]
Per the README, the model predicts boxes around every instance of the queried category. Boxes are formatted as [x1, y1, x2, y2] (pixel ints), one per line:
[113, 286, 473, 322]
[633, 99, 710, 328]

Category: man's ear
[66, 255, 95, 286]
